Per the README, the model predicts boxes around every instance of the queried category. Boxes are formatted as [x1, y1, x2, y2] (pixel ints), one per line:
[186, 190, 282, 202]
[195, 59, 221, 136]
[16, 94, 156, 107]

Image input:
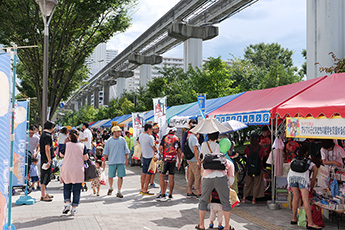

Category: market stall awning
[118, 116, 132, 128]
[172, 93, 245, 120]
[102, 114, 132, 128]
[146, 102, 197, 123]
[276, 73, 345, 118]
[92, 119, 111, 128]
[89, 120, 101, 128]
[209, 76, 326, 125]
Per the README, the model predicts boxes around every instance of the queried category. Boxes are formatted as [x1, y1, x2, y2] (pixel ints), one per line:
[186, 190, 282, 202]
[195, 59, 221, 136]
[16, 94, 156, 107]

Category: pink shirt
[60, 142, 86, 184]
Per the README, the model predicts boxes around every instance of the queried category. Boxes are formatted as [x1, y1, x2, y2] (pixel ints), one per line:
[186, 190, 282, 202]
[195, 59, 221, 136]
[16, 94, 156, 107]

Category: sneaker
[209, 224, 214, 228]
[196, 194, 201, 199]
[156, 193, 163, 199]
[37, 186, 41, 190]
[62, 204, 71, 214]
[218, 225, 224, 229]
[157, 194, 167, 202]
[168, 194, 173, 199]
[107, 188, 113, 196]
[116, 192, 123, 198]
[149, 183, 159, 188]
[31, 187, 35, 191]
[187, 193, 197, 198]
[70, 207, 77, 216]
[141, 191, 154, 196]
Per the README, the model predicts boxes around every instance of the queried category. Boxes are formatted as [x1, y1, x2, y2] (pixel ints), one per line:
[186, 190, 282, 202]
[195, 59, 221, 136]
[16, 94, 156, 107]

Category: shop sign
[286, 117, 345, 139]
[216, 110, 270, 125]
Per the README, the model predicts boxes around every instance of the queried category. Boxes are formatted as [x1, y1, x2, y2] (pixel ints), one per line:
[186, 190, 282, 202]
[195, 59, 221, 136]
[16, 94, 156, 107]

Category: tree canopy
[0, 0, 136, 122]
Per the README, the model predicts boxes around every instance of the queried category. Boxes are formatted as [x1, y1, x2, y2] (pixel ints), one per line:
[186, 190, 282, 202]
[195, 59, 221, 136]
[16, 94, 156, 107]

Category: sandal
[241, 198, 246, 203]
[290, 221, 297, 225]
[252, 199, 256, 205]
[306, 225, 322, 229]
[40, 196, 52, 202]
[46, 194, 54, 198]
[224, 226, 235, 230]
[195, 224, 205, 230]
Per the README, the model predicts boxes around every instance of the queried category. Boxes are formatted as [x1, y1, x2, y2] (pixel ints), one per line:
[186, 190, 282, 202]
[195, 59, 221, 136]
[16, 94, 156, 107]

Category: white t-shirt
[82, 129, 93, 150]
[200, 141, 220, 155]
[321, 145, 345, 167]
[58, 133, 69, 144]
[139, 133, 155, 159]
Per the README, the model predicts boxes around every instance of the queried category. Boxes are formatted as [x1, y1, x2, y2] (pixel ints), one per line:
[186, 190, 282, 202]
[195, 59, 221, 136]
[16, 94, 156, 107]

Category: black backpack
[247, 146, 262, 177]
[290, 157, 311, 173]
[184, 139, 195, 160]
[203, 142, 227, 170]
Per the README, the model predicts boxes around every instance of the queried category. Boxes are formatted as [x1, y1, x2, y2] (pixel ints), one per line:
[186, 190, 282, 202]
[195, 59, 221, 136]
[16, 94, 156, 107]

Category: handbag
[312, 204, 325, 227]
[84, 160, 99, 181]
[202, 142, 227, 170]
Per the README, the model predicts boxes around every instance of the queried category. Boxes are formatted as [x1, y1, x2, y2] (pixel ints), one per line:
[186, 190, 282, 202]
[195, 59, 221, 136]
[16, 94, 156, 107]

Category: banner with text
[132, 112, 145, 139]
[215, 110, 270, 126]
[153, 97, 167, 136]
[13, 100, 28, 186]
[0, 53, 11, 228]
[197, 94, 206, 119]
[286, 117, 345, 139]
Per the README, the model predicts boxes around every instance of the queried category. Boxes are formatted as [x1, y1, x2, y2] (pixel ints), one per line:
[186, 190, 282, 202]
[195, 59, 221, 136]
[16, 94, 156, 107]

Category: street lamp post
[36, 0, 58, 126]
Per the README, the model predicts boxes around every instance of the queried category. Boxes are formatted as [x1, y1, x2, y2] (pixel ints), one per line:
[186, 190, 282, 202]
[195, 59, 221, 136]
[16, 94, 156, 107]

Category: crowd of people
[27, 118, 345, 230]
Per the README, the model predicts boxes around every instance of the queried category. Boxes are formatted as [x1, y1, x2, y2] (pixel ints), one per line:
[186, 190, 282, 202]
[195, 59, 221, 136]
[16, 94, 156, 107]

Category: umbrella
[190, 118, 230, 134]
[221, 120, 248, 133]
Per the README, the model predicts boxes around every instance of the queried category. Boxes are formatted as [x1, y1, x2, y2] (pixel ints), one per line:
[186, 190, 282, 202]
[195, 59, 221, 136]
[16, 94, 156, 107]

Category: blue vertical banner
[0, 53, 11, 228]
[197, 94, 206, 119]
[13, 101, 28, 186]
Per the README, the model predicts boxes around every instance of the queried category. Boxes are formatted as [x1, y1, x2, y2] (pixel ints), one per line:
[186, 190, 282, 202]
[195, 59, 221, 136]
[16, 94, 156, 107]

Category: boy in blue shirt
[30, 158, 40, 190]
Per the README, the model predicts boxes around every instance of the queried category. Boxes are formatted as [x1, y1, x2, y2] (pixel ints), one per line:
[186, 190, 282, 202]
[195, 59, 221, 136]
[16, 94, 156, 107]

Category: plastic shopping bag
[230, 188, 240, 208]
[298, 207, 307, 227]
[100, 171, 106, 185]
[148, 158, 157, 174]
[132, 143, 142, 160]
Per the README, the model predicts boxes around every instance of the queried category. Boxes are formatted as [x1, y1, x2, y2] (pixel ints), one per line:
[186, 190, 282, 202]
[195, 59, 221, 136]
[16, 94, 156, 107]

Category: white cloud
[107, 0, 306, 67]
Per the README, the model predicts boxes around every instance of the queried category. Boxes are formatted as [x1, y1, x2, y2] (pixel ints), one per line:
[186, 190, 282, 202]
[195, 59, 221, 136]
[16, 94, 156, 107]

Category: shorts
[161, 161, 176, 175]
[40, 165, 51, 186]
[108, 164, 126, 178]
[31, 176, 39, 182]
[289, 182, 307, 189]
[142, 157, 153, 174]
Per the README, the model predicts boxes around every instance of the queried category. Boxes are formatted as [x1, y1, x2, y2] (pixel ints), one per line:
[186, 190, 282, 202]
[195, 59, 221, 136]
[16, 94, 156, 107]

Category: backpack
[290, 157, 310, 173]
[183, 140, 194, 160]
[203, 142, 227, 170]
[247, 146, 262, 177]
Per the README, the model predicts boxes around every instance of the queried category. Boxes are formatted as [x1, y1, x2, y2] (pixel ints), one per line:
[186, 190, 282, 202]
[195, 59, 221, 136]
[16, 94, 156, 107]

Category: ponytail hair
[70, 129, 79, 143]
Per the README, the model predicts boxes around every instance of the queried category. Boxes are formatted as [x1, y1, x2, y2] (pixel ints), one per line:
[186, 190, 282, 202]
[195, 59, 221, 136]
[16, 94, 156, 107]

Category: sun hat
[190, 118, 230, 134]
[111, 126, 122, 132]
[153, 124, 159, 129]
[167, 126, 177, 133]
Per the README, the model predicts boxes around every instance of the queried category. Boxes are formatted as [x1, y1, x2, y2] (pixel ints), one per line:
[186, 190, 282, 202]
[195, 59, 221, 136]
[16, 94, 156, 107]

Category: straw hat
[111, 126, 122, 132]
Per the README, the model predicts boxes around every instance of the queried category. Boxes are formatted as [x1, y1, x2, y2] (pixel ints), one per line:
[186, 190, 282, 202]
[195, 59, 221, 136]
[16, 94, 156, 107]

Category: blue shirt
[30, 164, 38, 177]
[103, 136, 130, 164]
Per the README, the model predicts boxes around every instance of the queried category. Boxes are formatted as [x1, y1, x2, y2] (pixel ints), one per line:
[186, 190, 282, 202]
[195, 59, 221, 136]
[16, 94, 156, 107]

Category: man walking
[187, 127, 202, 198]
[40, 120, 56, 202]
[157, 127, 181, 201]
[103, 126, 129, 198]
[80, 122, 92, 156]
[139, 123, 157, 195]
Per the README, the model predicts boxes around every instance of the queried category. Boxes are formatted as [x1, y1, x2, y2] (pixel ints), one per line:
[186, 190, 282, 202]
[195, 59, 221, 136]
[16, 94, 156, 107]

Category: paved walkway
[11, 166, 342, 230]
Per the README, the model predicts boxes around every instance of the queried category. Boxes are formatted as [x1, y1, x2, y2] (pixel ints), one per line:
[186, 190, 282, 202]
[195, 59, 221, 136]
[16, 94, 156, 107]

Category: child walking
[91, 160, 103, 196]
[30, 158, 40, 190]
[209, 189, 224, 229]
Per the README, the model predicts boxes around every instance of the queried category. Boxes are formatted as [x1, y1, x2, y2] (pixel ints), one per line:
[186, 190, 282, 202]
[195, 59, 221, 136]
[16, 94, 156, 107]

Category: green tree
[0, 0, 136, 121]
[298, 49, 307, 78]
[319, 52, 345, 74]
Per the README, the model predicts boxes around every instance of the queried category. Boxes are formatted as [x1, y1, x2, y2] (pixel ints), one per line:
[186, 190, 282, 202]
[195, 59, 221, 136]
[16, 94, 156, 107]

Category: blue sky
[107, 0, 306, 69]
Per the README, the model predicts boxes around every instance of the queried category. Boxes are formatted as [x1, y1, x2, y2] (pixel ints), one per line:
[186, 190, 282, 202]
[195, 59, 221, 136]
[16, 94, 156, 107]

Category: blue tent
[173, 93, 245, 119]
[102, 114, 132, 128]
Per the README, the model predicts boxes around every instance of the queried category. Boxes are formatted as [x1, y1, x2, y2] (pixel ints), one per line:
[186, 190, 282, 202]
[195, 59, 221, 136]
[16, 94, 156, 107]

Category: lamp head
[36, 0, 58, 17]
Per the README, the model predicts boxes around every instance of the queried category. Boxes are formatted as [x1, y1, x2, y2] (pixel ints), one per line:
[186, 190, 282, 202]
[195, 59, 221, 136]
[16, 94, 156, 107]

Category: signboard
[153, 97, 167, 137]
[169, 116, 189, 128]
[111, 121, 117, 129]
[13, 100, 28, 186]
[58, 102, 64, 108]
[0, 53, 11, 228]
[216, 110, 270, 126]
[132, 112, 145, 138]
[286, 117, 345, 139]
[197, 94, 206, 119]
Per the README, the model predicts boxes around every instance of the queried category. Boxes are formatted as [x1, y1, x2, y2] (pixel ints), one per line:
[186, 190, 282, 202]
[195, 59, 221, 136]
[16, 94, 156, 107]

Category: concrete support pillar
[168, 22, 218, 72]
[307, 0, 345, 79]
[72, 101, 78, 111]
[140, 64, 152, 87]
[94, 89, 99, 109]
[116, 78, 126, 98]
[87, 92, 92, 106]
[103, 84, 110, 106]
[184, 38, 203, 72]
